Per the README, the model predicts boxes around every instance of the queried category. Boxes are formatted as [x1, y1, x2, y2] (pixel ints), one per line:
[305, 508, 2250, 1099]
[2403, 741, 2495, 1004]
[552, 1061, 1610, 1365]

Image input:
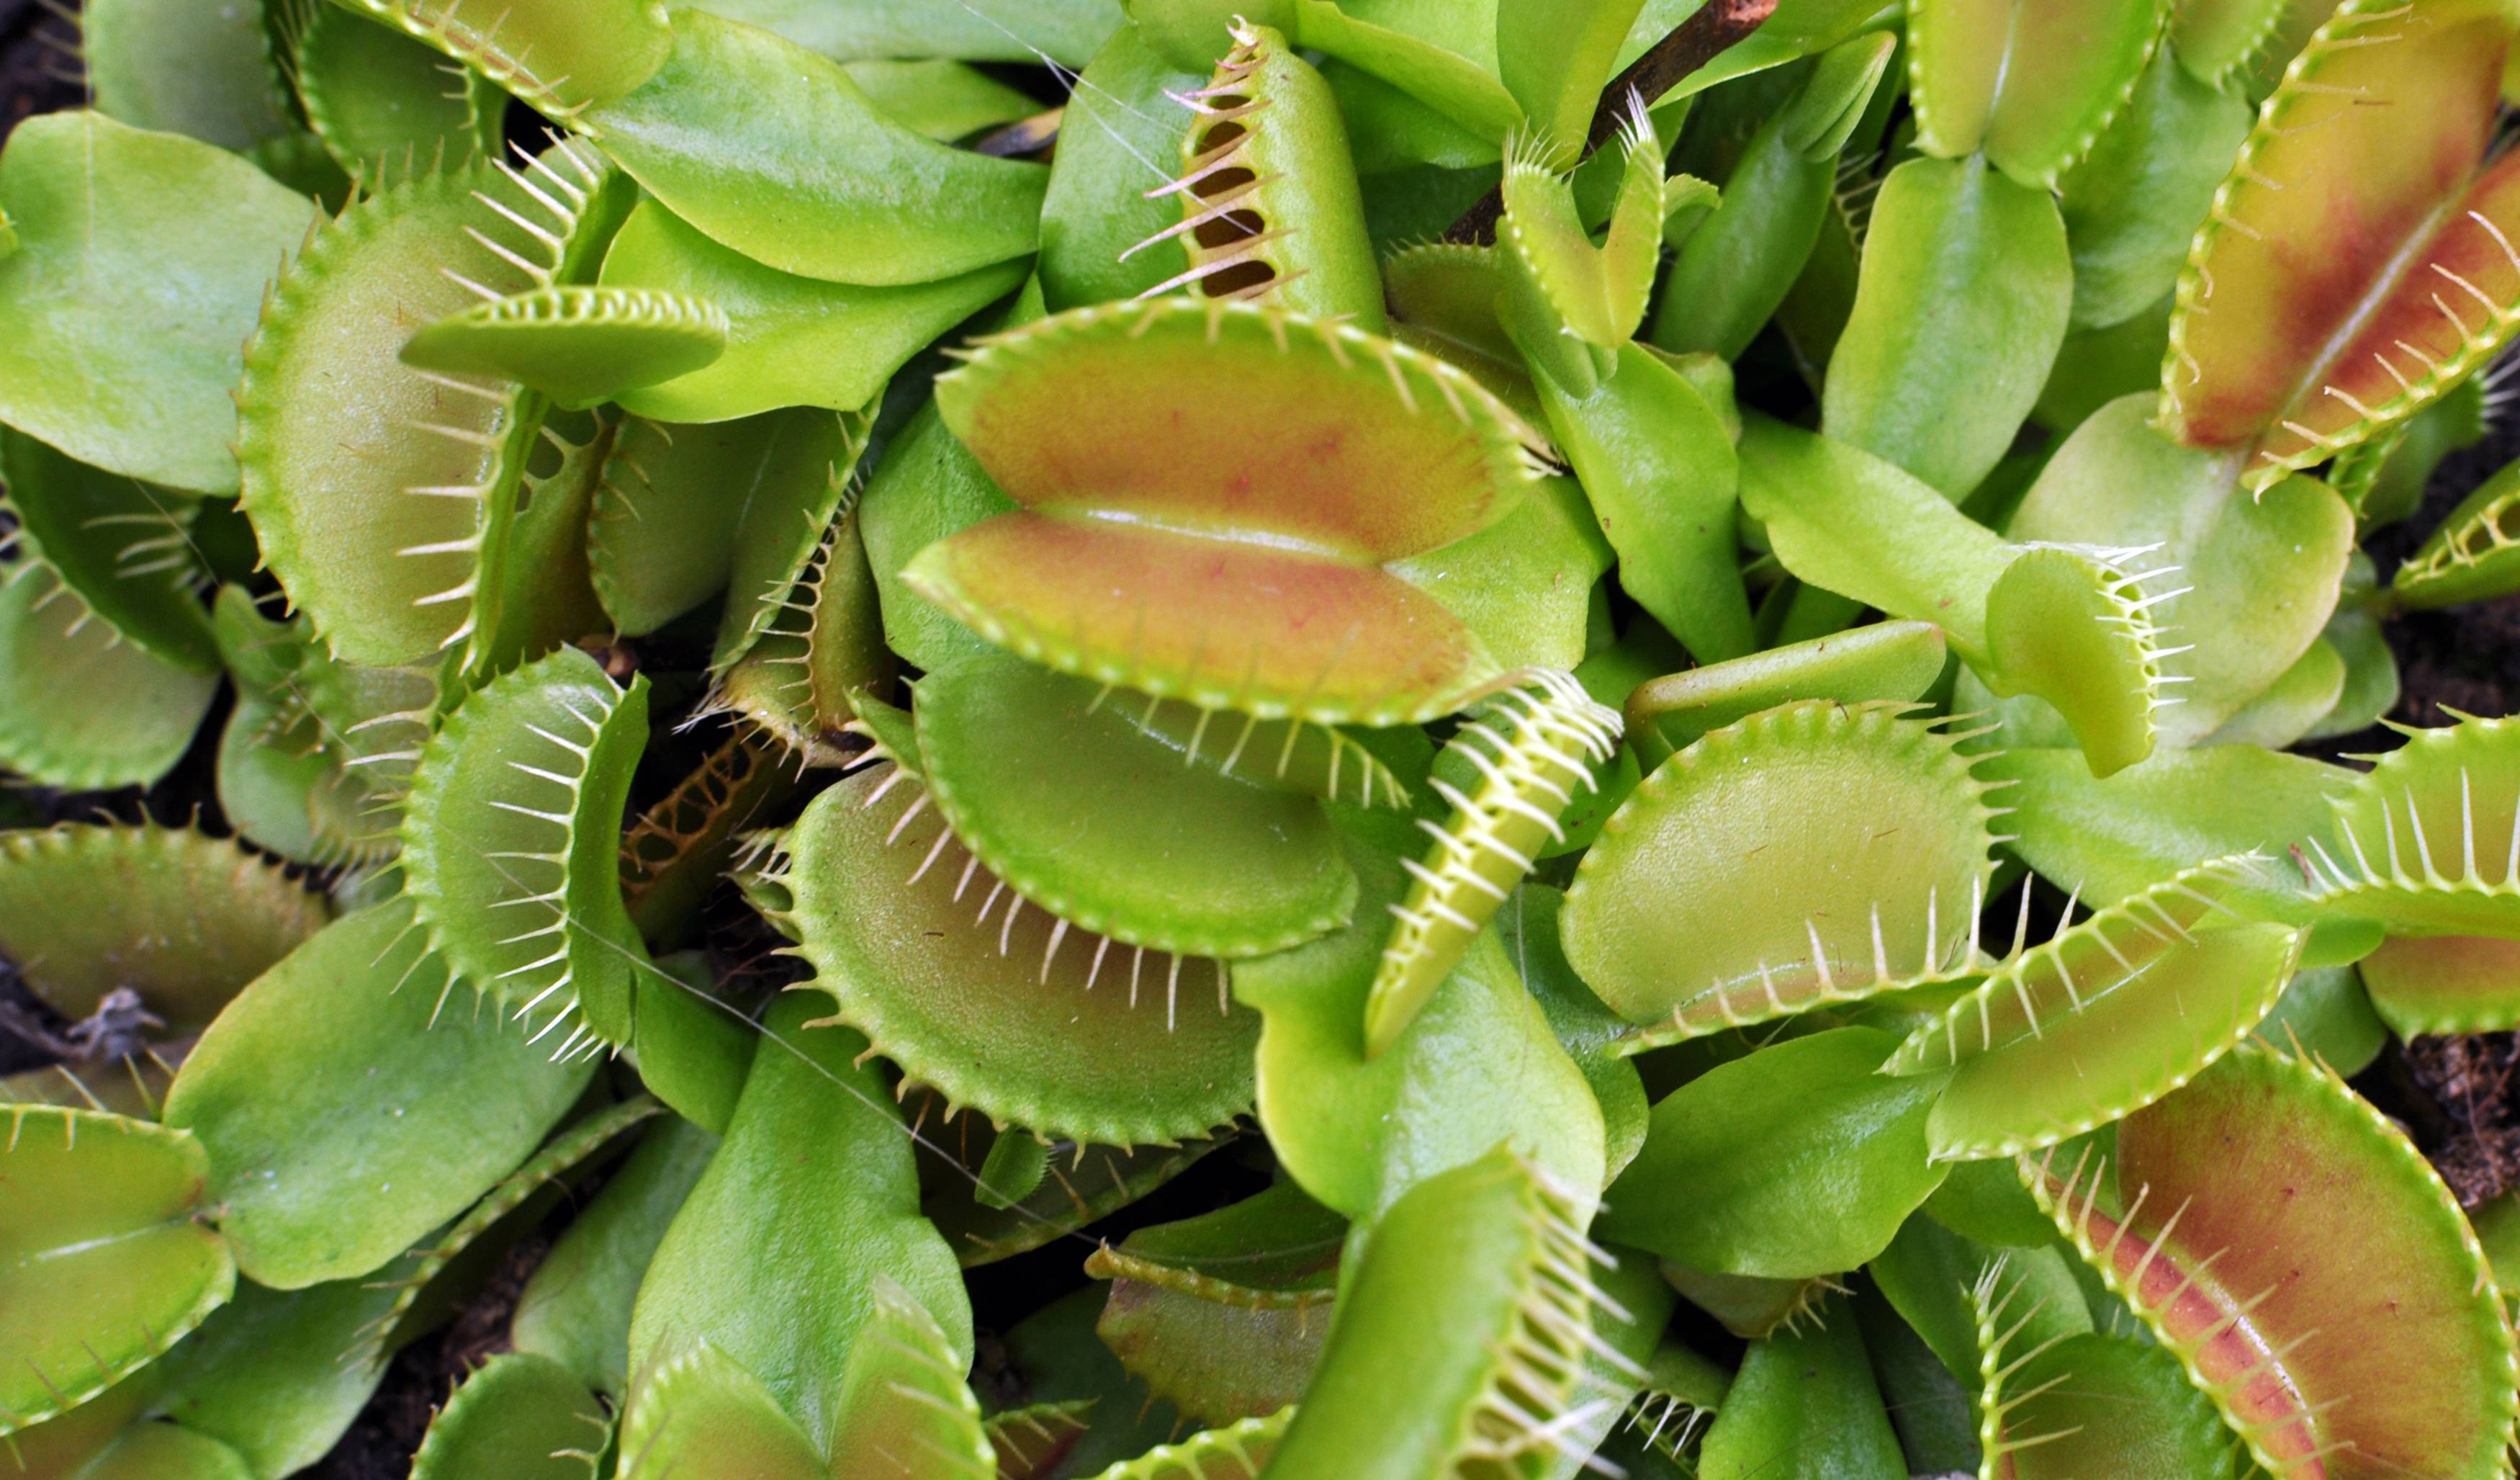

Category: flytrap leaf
[0, 431, 217, 673]
[1236, 833, 1605, 1223]
[1691, 1292, 1907, 1479]
[1908, 0, 2170, 189]
[1495, 104, 1667, 382]
[2030, 1045, 2520, 1479]
[0, 557, 218, 791]
[1822, 153, 2073, 499]
[1536, 342, 1758, 665]
[0, 1108, 233, 1435]
[1598, 1027, 1950, 1280]
[2302, 712, 2520, 937]
[598, 199, 1028, 425]
[816, 1275, 997, 1479]
[626, 993, 968, 1459]
[579, 9, 1045, 287]
[616, 1342, 822, 1480]
[400, 285, 731, 411]
[0, 110, 318, 493]
[2004, 395, 2355, 745]
[1113, 697, 1413, 810]
[323, 0, 672, 117]
[2359, 932, 2520, 1036]
[1085, 1182, 1342, 1425]
[1140, 21, 1383, 322]
[1256, 1147, 1635, 1480]
[1888, 858, 2306, 1160]
[933, 297, 1544, 562]
[2395, 452, 2520, 610]
[1562, 699, 2000, 1042]
[162, 900, 595, 1288]
[1739, 415, 2183, 775]
[915, 650, 1356, 959]
[400, 645, 651, 1050]
[1366, 671, 1621, 1055]
[0, 824, 328, 1030]
[236, 143, 630, 669]
[767, 763, 1261, 1147]
[1623, 619, 1949, 766]
[290, 0, 507, 176]
[2161, 0, 2520, 488]
[513, 1115, 719, 1396]
[1969, 1262, 2235, 1480]
[408, 1352, 609, 1480]
[85, 0, 297, 154]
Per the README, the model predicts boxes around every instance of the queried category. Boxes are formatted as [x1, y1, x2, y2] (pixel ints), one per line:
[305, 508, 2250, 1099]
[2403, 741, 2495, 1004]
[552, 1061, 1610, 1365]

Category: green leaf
[0, 1108, 234, 1436]
[1891, 861, 2305, 1161]
[292, 2, 505, 174]
[1598, 1028, 1950, 1279]
[767, 762, 1260, 1145]
[1562, 701, 1999, 1041]
[323, 0, 672, 115]
[0, 432, 216, 673]
[2056, 42, 2255, 331]
[580, 9, 1047, 287]
[914, 650, 1356, 959]
[149, 1273, 411, 1478]
[1909, 0, 2170, 188]
[2031, 1045, 2519, 1479]
[1623, 619, 1948, 769]
[1695, 1293, 1907, 1480]
[513, 1116, 718, 1396]
[1822, 153, 2073, 500]
[1536, 344, 1755, 663]
[85, 0, 294, 152]
[402, 646, 653, 1048]
[691, 0, 1119, 67]
[598, 199, 1025, 424]
[1039, 26, 1205, 310]
[0, 560, 217, 791]
[628, 992, 969, 1452]
[1259, 1147, 1618, 1479]
[0, 824, 325, 1031]
[0, 112, 317, 493]
[1236, 828, 1605, 1222]
[1497, 0, 1645, 166]
[2006, 395, 2354, 745]
[162, 902, 595, 1288]
[410, 1353, 608, 1480]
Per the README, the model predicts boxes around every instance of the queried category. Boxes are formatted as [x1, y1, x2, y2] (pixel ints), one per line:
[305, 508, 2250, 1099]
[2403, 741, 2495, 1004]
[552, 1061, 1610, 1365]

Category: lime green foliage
[599, 201, 1027, 424]
[0, 112, 317, 493]
[163, 902, 595, 1288]
[325, 0, 670, 116]
[0, 1108, 234, 1435]
[626, 993, 968, 1458]
[1239, 835, 1604, 1222]
[1823, 153, 2073, 499]
[237, 143, 629, 671]
[1890, 858, 2305, 1160]
[290, 1, 504, 174]
[1261, 1148, 1632, 1479]
[401, 286, 730, 410]
[1909, 0, 2169, 189]
[1600, 1028, 1950, 1279]
[1694, 1293, 1904, 1480]
[916, 650, 1356, 959]
[582, 9, 1045, 285]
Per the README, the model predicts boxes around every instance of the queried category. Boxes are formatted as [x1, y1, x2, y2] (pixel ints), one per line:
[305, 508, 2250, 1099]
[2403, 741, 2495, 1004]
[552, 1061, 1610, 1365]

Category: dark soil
[6, 6, 2520, 1473]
